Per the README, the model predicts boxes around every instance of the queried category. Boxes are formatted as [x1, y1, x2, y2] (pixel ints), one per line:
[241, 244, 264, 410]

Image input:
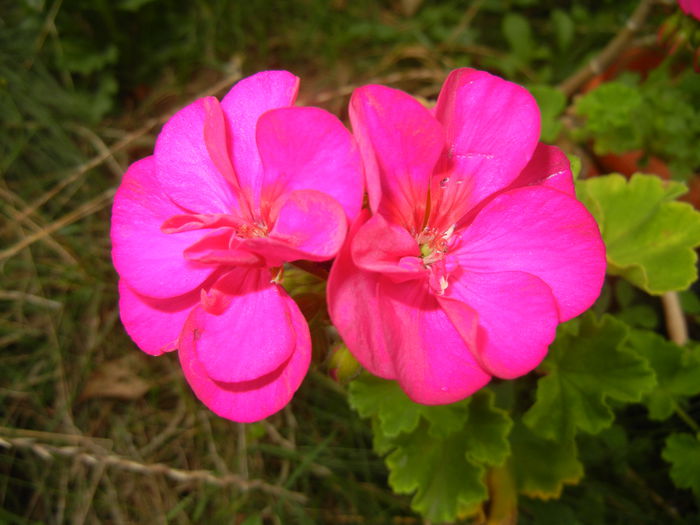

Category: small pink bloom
[679, 0, 700, 20]
[112, 71, 363, 422]
[328, 68, 606, 404]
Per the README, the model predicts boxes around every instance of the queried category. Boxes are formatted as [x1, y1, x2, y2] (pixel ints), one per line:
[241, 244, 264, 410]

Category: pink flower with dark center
[328, 68, 606, 404]
[111, 71, 363, 422]
[679, 0, 700, 21]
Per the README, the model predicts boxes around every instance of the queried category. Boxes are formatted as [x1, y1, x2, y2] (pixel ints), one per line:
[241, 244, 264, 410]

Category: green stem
[674, 403, 700, 433]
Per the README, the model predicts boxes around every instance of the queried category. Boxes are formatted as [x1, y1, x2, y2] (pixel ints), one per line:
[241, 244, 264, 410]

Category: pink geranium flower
[328, 68, 606, 404]
[111, 71, 363, 422]
[679, 0, 700, 20]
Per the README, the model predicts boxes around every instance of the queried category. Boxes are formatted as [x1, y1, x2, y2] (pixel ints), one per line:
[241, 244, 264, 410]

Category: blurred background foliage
[1, 0, 700, 523]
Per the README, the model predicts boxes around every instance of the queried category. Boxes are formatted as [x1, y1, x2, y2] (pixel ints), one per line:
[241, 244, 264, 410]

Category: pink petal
[351, 212, 426, 281]
[256, 106, 364, 220]
[179, 290, 311, 423]
[327, 210, 396, 379]
[433, 68, 541, 212]
[453, 186, 606, 321]
[118, 280, 197, 355]
[111, 156, 215, 298]
[679, 0, 700, 20]
[191, 268, 297, 383]
[244, 190, 347, 265]
[349, 85, 445, 231]
[509, 143, 575, 196]
[439, 270, 558, 379]
[379, 278, 492, 404]
[220, 71, 300, 208]
[183, 229, 264, 267]
[154, 97, 240, 216]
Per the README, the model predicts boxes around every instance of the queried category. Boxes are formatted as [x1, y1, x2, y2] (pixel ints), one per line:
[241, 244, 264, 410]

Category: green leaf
[386, 422, 487, 522]
[348, 374, 424, 438]
[421, 401, 470, 438]
[351, 381, 512, 522]
[523, 313, 655, 439]
[567, 154, 582, 180]
[577, 174, 700, 294]
[510, 422, 583, 499]
[550, 9, 574, 50]
[525, 499, 583, 525]
[614, 280, 659, 329]
[462, 390, 512, 466]
[528, 85, 566, 143]
[680, 289, 700, 315]
[625, 329, 700, 420]
[663, 433, 700, 498]
[349, 373, 471, 438]
[502, 13, 534, 63]
[574, 82, 644, 154]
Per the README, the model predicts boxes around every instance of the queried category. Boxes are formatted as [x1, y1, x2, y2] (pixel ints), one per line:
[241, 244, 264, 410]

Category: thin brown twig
[0, 435, 308, 504]
[13, 67, 244, 228]
[444, 0, 485, 46]
[661, 291, 688, 345]
[305, 68, 442, 105]
[0, 290, 62, 310]
[558, 0, 657, 97]
[1, 187, 78, 263]
[68, 123, 126, 179]
[0, 426, 112, 448]
[0, 187, 115, 262]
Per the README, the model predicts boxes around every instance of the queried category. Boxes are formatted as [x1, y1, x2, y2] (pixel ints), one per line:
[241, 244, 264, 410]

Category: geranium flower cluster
[111, 69, 606, 422]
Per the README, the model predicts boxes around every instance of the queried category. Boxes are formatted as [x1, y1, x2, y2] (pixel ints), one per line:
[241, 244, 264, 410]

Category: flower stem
[558, 0, 656, 97]
[674, 402, 700, 434]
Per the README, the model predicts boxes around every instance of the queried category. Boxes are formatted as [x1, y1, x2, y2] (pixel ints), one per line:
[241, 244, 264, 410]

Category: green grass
[1, 0, 697, 523]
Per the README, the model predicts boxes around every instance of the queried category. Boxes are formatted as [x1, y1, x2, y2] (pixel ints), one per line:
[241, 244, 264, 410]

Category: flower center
[415, 224, 455, 295]
[236, 221, 268, 239]
[416, 224, 455, 267]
